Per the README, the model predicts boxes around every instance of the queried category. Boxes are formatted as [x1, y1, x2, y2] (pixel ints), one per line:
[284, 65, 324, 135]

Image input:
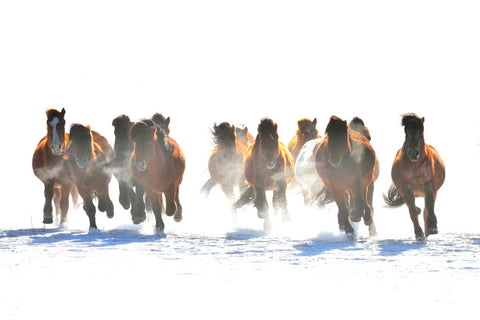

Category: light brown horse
[236, 118, 294, 225]
[130, 119, 185, 233]
[315, 116, 377, 237]
[384, 113, 445, 240]
[32, 108, 76, 224]
[201, 122, 249, 209]
[65, 124, 114, 230]
[288, 118, 320, 161]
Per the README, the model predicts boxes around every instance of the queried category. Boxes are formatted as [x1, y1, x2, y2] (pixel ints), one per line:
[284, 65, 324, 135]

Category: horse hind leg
[273, 185, 290, 223]
[364, 182, 377, 237]
[59, 184, 72, 225]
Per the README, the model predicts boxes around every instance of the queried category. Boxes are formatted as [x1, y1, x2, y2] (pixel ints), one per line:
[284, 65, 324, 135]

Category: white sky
[1, 1, 479, 229]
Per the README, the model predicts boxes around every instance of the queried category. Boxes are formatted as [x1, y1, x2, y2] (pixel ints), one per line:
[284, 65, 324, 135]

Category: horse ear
[313, 118, 317, 126]
[274, 124, 278, 132]
[166, 117, 171, 125]
[421, 117, 425, 123]
[61, 108, 66, 117]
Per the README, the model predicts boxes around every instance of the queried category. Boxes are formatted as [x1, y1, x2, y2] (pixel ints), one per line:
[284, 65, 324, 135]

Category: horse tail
[235, 186, 255, 209]
[315, 188, 334, 207]
[383, 184, 404, 207]
[200, 178, 217, 196]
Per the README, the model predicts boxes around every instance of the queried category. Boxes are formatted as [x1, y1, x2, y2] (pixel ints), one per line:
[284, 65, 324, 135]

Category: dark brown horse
[315, 116, 377, 237]
[130, 119, 185, 233]
[236, 118, 294, 225]
[288, 118, 320, 162]
[112, 115, 147, 224]
[384, 113, 446, 240]
[201, 122, 249, 209]
[32, 108, 76, 224]
[65, 124, 114, 230]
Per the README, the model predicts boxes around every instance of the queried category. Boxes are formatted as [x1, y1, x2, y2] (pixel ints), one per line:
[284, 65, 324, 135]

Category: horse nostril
[135, 160, 147, 171]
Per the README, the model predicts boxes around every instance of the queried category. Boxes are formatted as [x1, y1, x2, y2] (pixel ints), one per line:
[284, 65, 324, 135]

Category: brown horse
[201, 122, 249, 209]
[236, 118, 294, 225]
[130, 119, 185, 233]
[315, 116, 377, 237]
[65, 124, 114, 230]
[32, 108, 76, 224]
[112, 115, 147, 224]
[288, 118, 320, 161]
[384, 113, 446, 240]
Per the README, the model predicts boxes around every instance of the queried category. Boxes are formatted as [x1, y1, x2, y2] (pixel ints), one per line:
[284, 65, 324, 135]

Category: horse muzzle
[407, 150, 420, 162]
[328, 156, 342, 168]
[265, 159, 276, 170]
[75, 156, 88, 168]
[51, 144, 64, 156]
[134, 160, 147, 171]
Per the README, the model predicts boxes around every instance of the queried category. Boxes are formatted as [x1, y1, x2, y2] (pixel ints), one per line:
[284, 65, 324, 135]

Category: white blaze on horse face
[49, 117, 62, 155]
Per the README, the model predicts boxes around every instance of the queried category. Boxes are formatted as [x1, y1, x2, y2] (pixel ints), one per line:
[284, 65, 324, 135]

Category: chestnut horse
[65, 124, 114, 230]
[112, 115, 147, 224]
[32, 108, 76, 224]
[384, 114, 445, 240]
[130, 119, 185, 233]
[315, 116, 377, 237]
[288, 118, 320, 162]
[200, 122, 249, 209]
[236, 118, 294, 225]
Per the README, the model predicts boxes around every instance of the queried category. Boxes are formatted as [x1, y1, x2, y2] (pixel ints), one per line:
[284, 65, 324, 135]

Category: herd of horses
[32, 108, 446, 240]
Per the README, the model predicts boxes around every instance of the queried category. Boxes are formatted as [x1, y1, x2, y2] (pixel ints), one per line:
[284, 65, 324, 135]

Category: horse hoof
[43, 216, 53, 224]
[155, 225, 165, 235]
[174, 213, 182, 223]
[415, 233, 425, 241]
[368, 224, 378, 237]
[350, 215, 362, 223]
[132, 217, 145, 225]
[428, 227, 438, 235]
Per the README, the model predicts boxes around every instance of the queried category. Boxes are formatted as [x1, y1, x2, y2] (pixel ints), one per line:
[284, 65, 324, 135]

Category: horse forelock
[130, 121, 154, 143]
[46, 108, 64, 122]
[69, 124, 92, 144]
[112, 115, 132, 128]
[212, 122, 235, 145]
[257, 118, 276, 135]
[401, 113, 424, 129]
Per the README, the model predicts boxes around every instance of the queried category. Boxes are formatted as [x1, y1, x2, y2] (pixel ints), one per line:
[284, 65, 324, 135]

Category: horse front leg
[254, 184, 268, 219]
[173, 185, 183, 223]
[97, 181, 114, 219]
[118, 180, 131, 210]
[78, 187, 97, 230]
[424, 182, 438, 237]
[273, 182, 290, 223]
[130, 183, 146, 224]
[331, 190, 354, 236]
[148, 192, 165, 234]
[164, 184, 177, 218]
[364, 182, 377, 237]
[402, 184, 424, 241]
[43, 180, 55, 224]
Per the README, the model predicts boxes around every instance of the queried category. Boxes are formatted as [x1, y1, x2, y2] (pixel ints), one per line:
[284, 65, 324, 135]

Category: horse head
[325, 116, 351, 168]
[297, 118, 318, 142]
[401, 113, 425, 162]
[46, 108, 66, 156]
[112, 115, 134, 164]
[130, 120, 156, 171]
[256, 118, 280, 169]
[67, 124, 95, 169]
[212, 122, 236, 149]
[151, 113, 171, 135]
[349, 117, 371, 141]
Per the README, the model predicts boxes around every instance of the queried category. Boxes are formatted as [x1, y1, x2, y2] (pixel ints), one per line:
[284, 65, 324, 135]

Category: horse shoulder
[287, 136, 297, 154]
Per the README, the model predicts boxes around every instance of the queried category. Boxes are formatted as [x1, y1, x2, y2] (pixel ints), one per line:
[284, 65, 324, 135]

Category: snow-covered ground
[1, 1, 480, 319]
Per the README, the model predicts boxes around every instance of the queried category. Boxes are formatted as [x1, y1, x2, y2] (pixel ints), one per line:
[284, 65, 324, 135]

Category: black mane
[401, 113, 423, 128]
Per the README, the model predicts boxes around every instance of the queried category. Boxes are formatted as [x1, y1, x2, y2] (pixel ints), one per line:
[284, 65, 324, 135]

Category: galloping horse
[288, 118, 320, 161]
[236, 118, 295, 225]
[65, 124, 114, 230]
[32, 108, 76, 224]
[201, 122, 249, 209]
[384, 113, 445, 240]
[315, 116, 377, 237]
[112, 115, 147, 224]
[130, 119, 185, 233]
[349, 117, 380, 222]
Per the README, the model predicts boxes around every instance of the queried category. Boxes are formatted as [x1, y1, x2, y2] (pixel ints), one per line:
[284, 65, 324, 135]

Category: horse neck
[114, 137, 133, 163]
